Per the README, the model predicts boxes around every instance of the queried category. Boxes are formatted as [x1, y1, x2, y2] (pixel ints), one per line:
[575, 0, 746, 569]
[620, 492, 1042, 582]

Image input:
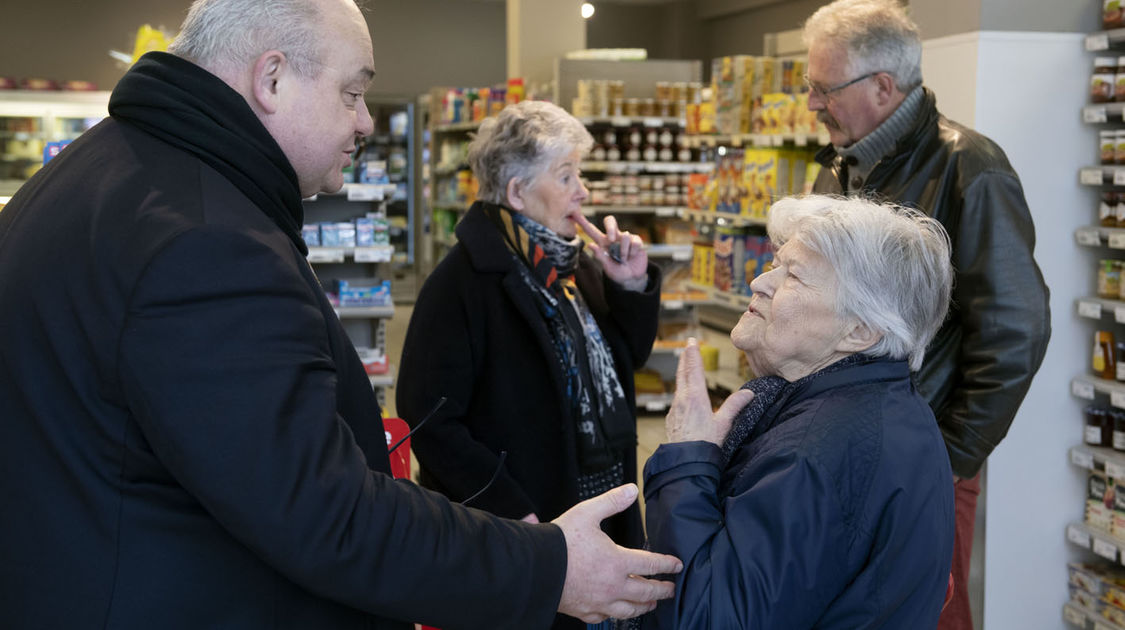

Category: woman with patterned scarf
[397, 101, 661, 627]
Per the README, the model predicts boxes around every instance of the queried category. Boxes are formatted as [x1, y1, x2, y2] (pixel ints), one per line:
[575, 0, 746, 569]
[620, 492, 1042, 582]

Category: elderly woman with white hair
[641, 195, 956, 629]
[398, 100, 661, 627]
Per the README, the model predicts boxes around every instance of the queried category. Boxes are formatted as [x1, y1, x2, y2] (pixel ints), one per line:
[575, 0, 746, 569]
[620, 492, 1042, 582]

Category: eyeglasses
[804, 71, 880, 102]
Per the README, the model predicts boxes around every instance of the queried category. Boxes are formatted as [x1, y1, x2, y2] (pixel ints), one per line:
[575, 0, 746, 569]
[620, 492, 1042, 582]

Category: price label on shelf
[1088, 33, 1111, 51]
[610, 117, 630, 128]
[642, 117, 664, 128]
[354, 246, 392, 263]
[1073, 379, 1097, 400]
[1095, 537, 1119, 561]
[730, 135, 743, 147]
[672, 249, 692, 262]
[346, 183, 384, 201]
[1110, 233, 1125, 250]
[307, 248, 345, 264]
[771, 135, 785, 147]
[1095, 621, 1116, 630]
[1082, 168, 1107, 186]
[1114, 169, 1125, 187]
[1068, 524, 1092, 548]
[1079, 300, 1104, 320]
[1106, 459, 1125, 480]
[663, 300, 685, 310]
[1077, 228, 1103, 246]
[1072, 448, 1096, 470]
[1115, 306, 1125, 324]
[795, 134, 809, 147]
[1112, 390, 1125, 409]
[655, 206, 677, 217]
[645, 400, 668, 412]
[1085, 106, 1110, 124]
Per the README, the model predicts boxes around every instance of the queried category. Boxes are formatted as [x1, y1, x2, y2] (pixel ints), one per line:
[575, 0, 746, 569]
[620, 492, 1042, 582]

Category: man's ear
[873, 72, 900, 107]
[838, 321, 881, 354]
[506, 177, 525, 211]
[249, 50, 288, 115]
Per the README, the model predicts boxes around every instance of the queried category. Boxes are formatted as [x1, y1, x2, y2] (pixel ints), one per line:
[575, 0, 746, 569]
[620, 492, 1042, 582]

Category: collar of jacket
[814, 87, 941, 172]
[455, 200, 530, 273]
[748, 355, 912, 443]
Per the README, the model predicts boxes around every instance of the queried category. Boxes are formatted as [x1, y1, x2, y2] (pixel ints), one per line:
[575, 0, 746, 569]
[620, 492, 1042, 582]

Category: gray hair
[168, 0, 351, 77]
[803, 0, 923, 93]
[468, 100, 593, 205]
[766, 195, 952, 371]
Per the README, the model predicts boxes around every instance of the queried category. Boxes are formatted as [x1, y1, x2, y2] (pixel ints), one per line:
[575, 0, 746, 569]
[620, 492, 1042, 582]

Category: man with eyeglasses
[802, 1, 1050, 628]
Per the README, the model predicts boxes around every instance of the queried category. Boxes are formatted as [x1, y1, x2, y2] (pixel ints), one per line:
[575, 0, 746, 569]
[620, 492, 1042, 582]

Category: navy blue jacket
[0, 116, 565, 628]
[643, 357, 954, 629]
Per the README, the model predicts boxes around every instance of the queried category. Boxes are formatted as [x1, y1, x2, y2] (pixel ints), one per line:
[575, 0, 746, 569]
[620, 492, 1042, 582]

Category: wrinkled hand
[553, 484, 682, 622]
[574, 214, 648, 291]
[666, 338, 755, 446]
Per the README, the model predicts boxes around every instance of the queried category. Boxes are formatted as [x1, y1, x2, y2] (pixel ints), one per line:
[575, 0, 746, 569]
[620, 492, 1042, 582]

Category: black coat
[398, 203, 660, 549]
[0, 117, 565, 629]
[813, 88, 1051, 479]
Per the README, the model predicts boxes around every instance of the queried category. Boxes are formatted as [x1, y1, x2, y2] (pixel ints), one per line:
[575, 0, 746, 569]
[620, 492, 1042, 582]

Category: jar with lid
[606, 144, 622, 162]
[1095, 329, 1118, 380]
[1117, 57, 1125, 102]
[1094, 57, 1117, 103]
[1116, 129, 1125, 165]
[1103, 130, 1117, 165]
[1088, 405, 1112, 446]
[1103, 190, 1118, 227]
[1108, 0, 1124, 30]
[1099, 260, 1122, 299]
[1116, 194, 1125, 228]
[590, 144, 607, 162]
[1117, 341, 1125, 382]
[1113, 408, 1125, 451]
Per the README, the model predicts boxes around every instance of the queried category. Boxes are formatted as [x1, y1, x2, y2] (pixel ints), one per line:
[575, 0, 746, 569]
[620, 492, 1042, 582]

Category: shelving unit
[0, 90, 109, 196]
[683, 131, 830, 149]
[1063, 599, 1125, 629]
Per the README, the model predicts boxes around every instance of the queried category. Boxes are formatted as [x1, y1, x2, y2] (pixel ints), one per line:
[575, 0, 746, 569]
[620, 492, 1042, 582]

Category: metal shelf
[1071, 374, 1125, 409]
[706, 367, 746, 393]
[1076, 226, 1125, 249]
[679, 208, 767, 227]
[1076, 296, 1125, 323]
[636, 392, 674, 413]
[1064, 600, 1125, 629]
[582, 205, 683, 217]
[1066, 521, 1125, 565]
[578, 116, 685, 128]
[686, 282, 752, 312]
[645, 244, 692, 260]
[1079, 166, 1125, 187]
[1068, 443, 1125, 480]
[683, 131, 830, 149]
[582, 161, 711, 174]
[433, 120, 482, 133]
[333, 305, 395, 319]
[1085, 28, 1125, 52]
[306, 182, 397, 202]
[1084, 102, 1125, 124]
[307, 245, 394, 264]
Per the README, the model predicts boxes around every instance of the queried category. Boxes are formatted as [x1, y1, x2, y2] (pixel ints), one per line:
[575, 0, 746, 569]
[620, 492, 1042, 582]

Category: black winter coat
[813, 89, 1051, 479]
[398, 202, 660, 549]
[0, 117, 565, 629]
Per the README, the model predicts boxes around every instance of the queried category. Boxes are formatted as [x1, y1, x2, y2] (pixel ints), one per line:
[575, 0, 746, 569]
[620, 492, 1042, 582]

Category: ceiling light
[581, 3, 595, 19]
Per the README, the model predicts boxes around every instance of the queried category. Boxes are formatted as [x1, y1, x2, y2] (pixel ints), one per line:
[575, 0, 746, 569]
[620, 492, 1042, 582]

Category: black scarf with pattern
[481, 201, 632, 498]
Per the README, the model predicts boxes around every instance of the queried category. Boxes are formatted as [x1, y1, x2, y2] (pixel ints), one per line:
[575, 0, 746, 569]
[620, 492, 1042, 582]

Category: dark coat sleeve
[395, 247, 540, 519]
[595, 261, 662, 368]
[641, 442, 848, 629]
[929, 172, 1051, 478]
[118, 226, 565, 629]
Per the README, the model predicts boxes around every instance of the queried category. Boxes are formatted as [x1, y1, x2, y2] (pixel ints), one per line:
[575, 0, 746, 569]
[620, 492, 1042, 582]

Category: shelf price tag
[1077, 228, 1103, 246]
[1079, 300, 1104, 320]
[795, 134, 809, 147]
[1112, 390, 1125, 409]
[672, 249, 692, 262]
[610, 117, 630, 128]
[1068, 524, 1092, 548]
[1114, 169, 1125, 187]
[655, 206, 677, 217]
[1115, 306, 1125, 324]
[307, 248, 345, 264]
[354, 247, 392, 263]
[645, 400, 668, 412]
[1072, 448, 1096, 470]
[1110, 233, 1125, 250]
[642, 117, 663, 128]
[1107, 459, 1125, 480]
[1085, 106, 1110, 124]
[1088, 33, 1111, 51]
[1073, 379, 1097, 400]
[1095, 622, 1116, 630]
[346, 184, 384, 201]
[1095, 537, 1119, 561]
[663, 300, 685, 310]
[1082, 168, 1107, 186]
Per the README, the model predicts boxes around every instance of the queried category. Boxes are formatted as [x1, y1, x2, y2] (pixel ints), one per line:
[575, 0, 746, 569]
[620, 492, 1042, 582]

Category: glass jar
[1099, 260, 1123, 299]
[1113, 408, 1125, 451]
[1094, 57, 1117, 103]
[1095, 329, 1118, 380]
[1103, 191, 1118, 227]
[1102, 130, 1117, 165]
[1088, 405, 1112, 446]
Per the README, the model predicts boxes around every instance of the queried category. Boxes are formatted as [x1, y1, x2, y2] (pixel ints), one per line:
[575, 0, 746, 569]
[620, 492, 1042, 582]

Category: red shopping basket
[382, 417, 411, 480]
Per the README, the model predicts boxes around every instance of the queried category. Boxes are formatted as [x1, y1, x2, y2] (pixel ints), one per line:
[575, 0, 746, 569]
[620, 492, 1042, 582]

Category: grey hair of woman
[468, 100, 594, 206]
[802, 0, 923, 93]
[767, 195, 952, 371]
[168, 0, 360, 78]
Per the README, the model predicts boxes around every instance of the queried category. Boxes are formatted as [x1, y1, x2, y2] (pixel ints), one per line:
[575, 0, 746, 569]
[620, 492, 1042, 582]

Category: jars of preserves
[1088, 405, 1112, 446]
[1095, 329, 1118, 380]
[1102, 191, 1118, 227]
[1099, 260, 1122, 299]
[1102, 130, 1116, 165]
[1094, 57, 1117, 103]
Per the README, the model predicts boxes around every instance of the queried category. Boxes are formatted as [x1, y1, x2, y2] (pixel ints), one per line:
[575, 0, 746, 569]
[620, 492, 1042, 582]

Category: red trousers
[936, 473, 981, 630]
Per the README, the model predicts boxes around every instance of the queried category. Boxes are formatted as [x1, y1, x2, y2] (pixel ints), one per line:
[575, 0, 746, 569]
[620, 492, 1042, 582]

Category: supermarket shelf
[1068, 443, 1125, 480]
[1066, 521, 1124, 565]
[679, 208, 767, 227]
[307, 182, 397, 202]
[1064, 600, 1125, 630]
[1071, 374, 1125, 408]
[649, 343, 684, 356]
[368, 369, 394, 388]
[1076, 226, 1125, 249]
[1085, 28, 1125, 52]
[1076, 296, 1125, 323]
[688, 282, 752, 312]
[307, 245, 394, 264]
[433, 120, 482, 133]
[660, 291, 711, 310]
[684, 131, 830, 149]
[1080, 166, 1125, 186]
[646, 244, 693, 260]
[433, 164, 468, 177]
[432, 201, 471, 212]
[333, 304, 395, 319]
[583, 205, 683, 217]
[1084, 103, 1125, 124]
[636, 392, 674, 413]
[582, 161, 711, 174]
[433, 234, 457, 249]
[578, 116, 684, 128]
[706, 367, 746, 393]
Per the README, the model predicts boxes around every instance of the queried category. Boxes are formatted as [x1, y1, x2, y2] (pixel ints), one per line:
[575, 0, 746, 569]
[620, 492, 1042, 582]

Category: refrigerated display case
[0, 90, 109, 197]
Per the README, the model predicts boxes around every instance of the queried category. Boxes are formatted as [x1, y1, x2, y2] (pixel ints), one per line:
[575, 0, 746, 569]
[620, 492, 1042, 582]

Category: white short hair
[803, 0, 923, 93]
[767, 195, 952, 371]
[468, 100, 593, 206]
[168, 0, 357, 77]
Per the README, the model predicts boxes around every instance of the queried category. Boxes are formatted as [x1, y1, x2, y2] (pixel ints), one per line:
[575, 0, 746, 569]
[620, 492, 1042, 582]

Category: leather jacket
[812, 88, 1051, 479]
